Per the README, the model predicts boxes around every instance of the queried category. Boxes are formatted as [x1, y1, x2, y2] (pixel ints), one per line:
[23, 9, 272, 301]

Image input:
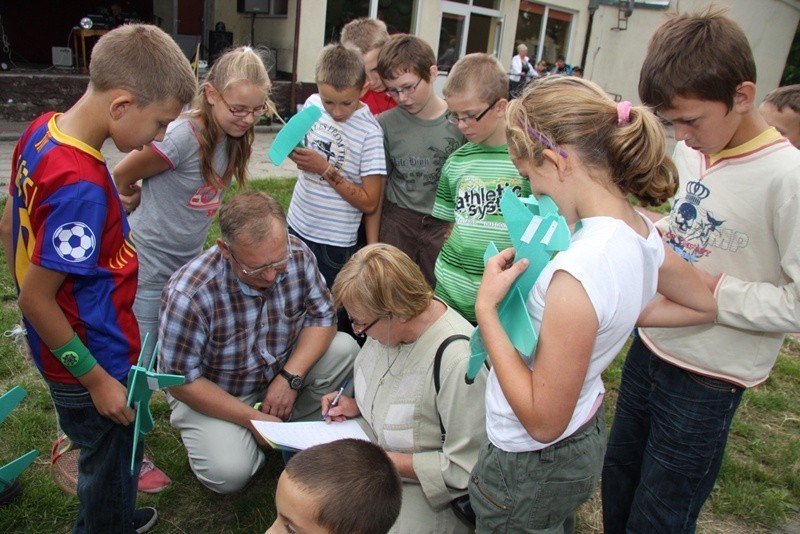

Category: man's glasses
[385, 78, 423, 98]
[225, 240, 292, 277]
[215, 89, 269, 118]
[448, 100, 499, 126]
[349, 315, 381, 338]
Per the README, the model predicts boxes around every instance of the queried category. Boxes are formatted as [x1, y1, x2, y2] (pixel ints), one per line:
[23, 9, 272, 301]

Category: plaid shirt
[158, 236, 335, 396]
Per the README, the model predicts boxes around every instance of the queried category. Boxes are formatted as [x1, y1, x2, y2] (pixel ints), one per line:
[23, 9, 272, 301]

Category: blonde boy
[432, 54, 530, 322]
[376, 34, 465, 287]
[0, 24, 196, 532]
[286, 44, 386, 290]
[340, 17, 397, 116]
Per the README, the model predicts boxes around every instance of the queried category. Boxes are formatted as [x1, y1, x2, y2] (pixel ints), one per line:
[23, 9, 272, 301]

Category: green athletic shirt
[432, 142, 530, 322]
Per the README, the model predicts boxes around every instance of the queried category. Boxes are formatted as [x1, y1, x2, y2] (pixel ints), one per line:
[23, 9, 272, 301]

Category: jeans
[48, 379, 143, 533]
[287, 227, 357, 290]
[602, 336, 744, 534]
[132, 284, 163, 368]
[469, 412, 605, 533]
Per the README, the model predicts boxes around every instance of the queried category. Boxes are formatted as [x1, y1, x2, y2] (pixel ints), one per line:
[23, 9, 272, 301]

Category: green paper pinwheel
[126, 335, 185, 474]
[0, 386, 39, 490]
[268, 105, 322, 165]
[465, 189, 572, 384]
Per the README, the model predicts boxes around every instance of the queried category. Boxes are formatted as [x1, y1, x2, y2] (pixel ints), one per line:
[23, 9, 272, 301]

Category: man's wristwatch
[279, 369, 304, 390]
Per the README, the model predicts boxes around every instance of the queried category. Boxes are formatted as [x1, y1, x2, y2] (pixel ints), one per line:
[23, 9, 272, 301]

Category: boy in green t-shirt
[431, 54, 530, 322]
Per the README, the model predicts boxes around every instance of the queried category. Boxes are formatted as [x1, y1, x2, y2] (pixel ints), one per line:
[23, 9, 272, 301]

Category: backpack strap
[433, 334, 485, 443]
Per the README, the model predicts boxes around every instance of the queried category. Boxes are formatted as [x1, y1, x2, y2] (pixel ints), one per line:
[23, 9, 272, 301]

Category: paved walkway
[0, 122, 298, 197]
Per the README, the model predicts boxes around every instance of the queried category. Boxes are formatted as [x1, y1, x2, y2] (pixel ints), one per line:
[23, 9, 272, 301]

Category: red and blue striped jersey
[8, 112, 140, 383]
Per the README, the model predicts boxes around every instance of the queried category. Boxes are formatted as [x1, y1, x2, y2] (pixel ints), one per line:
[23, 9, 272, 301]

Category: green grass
[0, 179, 798, 532]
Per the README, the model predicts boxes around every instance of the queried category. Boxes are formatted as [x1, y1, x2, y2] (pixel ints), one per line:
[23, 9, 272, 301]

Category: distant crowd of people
[508, 44, 583, 98]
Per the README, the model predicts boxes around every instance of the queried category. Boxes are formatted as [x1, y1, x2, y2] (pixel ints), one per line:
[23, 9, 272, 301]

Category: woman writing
[325, 244, 487, 534]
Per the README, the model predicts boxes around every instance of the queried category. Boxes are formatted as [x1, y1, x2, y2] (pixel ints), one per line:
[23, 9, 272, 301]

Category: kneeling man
[159, 191, 357, 493]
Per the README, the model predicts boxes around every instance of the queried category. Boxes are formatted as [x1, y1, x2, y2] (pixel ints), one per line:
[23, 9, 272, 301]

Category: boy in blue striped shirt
[287, 44, 386, 294]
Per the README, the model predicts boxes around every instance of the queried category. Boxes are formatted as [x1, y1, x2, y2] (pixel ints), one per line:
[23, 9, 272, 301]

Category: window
[514, 2, 573, 66]
[437, 1, 503, 73]
[324, 0, 413, 43]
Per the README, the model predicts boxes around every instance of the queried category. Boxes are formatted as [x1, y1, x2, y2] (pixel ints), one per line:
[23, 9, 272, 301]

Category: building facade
[189, 0, 798, 112]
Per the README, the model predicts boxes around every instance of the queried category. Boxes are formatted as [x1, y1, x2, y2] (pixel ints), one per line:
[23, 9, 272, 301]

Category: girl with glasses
[111, 46, 270, 493]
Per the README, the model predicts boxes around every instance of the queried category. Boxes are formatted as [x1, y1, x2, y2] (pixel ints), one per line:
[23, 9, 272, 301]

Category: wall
[209, 0, 319, 79]
[585, 0, 800, 105]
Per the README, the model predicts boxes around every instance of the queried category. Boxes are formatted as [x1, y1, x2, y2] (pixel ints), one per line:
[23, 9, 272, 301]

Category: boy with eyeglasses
[286, 43, 386, 293]
[375, 34, 465, 287]
[431, 53, 530, 323]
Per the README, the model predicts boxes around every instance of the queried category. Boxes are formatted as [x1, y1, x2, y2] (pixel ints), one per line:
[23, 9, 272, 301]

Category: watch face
[281, 370, 303, 390]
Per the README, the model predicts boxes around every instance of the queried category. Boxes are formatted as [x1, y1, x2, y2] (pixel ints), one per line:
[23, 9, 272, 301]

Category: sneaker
[133, 507, 158, 534]
[138, 457, 171, 494]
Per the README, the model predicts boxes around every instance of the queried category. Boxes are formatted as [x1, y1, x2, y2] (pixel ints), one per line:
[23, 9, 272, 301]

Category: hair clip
[517, 117, 568, 158]
[617, 101, 632, 126]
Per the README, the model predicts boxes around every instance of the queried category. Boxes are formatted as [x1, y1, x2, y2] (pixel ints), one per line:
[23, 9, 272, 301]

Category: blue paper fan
[269, 106, 323, 165]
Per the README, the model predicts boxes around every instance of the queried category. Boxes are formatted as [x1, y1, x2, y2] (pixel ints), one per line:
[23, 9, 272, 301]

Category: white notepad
[251, 419, 371, 450]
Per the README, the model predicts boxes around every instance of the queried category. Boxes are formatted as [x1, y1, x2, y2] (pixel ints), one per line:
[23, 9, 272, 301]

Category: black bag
[433, 334, 488, 527]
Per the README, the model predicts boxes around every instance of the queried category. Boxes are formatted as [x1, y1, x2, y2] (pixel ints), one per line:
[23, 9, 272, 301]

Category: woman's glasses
[349, 316, 381, 338]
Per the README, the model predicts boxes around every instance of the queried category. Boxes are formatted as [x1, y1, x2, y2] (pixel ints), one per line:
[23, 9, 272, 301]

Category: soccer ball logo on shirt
[53, 222, 96, 263]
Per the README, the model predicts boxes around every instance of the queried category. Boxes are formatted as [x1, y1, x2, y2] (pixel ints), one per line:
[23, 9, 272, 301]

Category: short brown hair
[444, 53, 508, 103]
[340, 18, 390, 54]
[332, 244, 432, 321]
[763, 85, 800, 114]
[218, 191, 286, 245]
[508, 76, 677, 207]
[377, 34, 436, 82]
[284, 439, 402, 534]
[639, 5, 755, 111]
[90, 24, 196, 107]
[315, 44, 366, 90]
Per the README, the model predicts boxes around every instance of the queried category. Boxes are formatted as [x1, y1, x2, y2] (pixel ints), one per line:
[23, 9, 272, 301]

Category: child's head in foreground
[760, 85, 800, 148]
[315, 43, 367, 122]
[638, 6, 760, 154]
[267, 439, 402, 534]
[89, 24, 197, 151]
[443, 53, 509, 146]
[377, 34, 438, 114]
[340, 17, 390, 93]
[506, 76, 677, 209]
